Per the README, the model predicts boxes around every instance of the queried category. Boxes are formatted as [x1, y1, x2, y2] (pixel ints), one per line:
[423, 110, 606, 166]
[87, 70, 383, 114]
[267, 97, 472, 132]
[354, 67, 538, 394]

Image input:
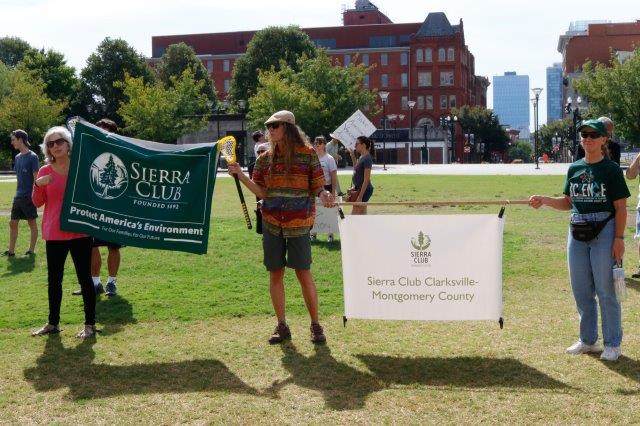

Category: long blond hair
[267, 123, 312, 175]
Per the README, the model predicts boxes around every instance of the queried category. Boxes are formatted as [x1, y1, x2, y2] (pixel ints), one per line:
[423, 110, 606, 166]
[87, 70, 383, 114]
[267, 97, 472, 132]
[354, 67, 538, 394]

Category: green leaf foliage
[76, 37, 155, 123]
[117, 69, 209, 144]
[229, 26, 317, 102]
[0, 36, 35, 68]
[452, 105, 509, 161]
[157, 43, 216, 102]
[537, 118, 572, 156]
[507, 140, 533, 162]
[247, 50, 378, 139]
[573, 48, 640, 145]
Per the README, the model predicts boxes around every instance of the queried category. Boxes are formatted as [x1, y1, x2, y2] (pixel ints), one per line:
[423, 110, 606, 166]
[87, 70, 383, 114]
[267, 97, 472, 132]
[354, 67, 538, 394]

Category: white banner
[339, 215, 504, 321]
[331, 110, 377, 150]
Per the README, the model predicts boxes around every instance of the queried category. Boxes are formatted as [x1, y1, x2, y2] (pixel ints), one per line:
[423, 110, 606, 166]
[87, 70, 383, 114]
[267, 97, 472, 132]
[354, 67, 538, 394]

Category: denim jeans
[567, 216, 622, 347]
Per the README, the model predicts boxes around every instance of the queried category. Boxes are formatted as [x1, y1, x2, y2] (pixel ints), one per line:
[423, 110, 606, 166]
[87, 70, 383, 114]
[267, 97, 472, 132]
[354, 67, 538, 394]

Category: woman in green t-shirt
[529, 119, 629, 362]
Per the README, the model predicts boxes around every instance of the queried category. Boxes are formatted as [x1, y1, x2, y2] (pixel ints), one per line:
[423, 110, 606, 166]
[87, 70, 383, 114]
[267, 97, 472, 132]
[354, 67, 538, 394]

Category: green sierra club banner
[60, 120, 219, 254]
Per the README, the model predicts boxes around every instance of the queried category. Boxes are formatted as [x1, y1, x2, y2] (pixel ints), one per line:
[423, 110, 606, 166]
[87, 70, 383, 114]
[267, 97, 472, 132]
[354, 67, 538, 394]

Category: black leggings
[45, 237, 96, 326]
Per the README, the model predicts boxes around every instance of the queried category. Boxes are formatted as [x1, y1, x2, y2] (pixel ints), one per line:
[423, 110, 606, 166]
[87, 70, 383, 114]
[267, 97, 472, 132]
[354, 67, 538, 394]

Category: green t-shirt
[563, 158, 630, 214]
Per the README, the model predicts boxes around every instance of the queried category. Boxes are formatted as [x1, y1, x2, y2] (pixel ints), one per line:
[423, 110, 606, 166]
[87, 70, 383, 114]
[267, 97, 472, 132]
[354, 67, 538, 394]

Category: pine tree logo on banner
[90, 153, 129, 199]
[410, 231, 432, 266]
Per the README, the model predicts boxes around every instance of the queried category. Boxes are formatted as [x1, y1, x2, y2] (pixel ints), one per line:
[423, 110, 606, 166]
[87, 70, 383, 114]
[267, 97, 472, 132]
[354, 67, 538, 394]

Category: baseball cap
[11, 129, 30, 146]
[577, 119, 608, 137]
[265, 110, 295, 126]
[254, 142, 270, 156]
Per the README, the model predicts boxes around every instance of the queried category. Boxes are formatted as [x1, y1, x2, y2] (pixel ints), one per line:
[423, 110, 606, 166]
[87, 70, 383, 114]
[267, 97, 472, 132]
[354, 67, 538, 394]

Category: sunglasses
[580, 132, 602, 139]
[257, 150, 267, 155]
[46, 138, 67, 148]
[266, 122, 281, 130]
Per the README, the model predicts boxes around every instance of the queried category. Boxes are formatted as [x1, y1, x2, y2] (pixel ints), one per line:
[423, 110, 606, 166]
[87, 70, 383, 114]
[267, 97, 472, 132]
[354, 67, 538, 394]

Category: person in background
[599, 116, 620, 165]
[248, 141, 270, 234]
[530, 119, 629, 362]
[3, 130, 39, 257]
[31, 126, 96, 338]
[347, 136, 375, 215]
[250, 130, 266, 165]
[228, 110, 334, 345]
[310, 136, 338, 242]
[326, 135, 344, 195]
[624, 117, 640, 278]
[72, 118, 123, 297]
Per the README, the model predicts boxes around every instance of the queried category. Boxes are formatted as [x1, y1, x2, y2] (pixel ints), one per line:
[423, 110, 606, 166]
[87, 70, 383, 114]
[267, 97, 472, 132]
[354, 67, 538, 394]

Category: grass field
[1, 174, 639, 424]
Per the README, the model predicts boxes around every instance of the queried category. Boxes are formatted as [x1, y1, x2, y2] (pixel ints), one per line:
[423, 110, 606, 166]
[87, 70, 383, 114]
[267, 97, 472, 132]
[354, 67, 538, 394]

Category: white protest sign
[311, 199, 340, 235]
[339, 215, 504, 321]
[331, 110, 377, 150]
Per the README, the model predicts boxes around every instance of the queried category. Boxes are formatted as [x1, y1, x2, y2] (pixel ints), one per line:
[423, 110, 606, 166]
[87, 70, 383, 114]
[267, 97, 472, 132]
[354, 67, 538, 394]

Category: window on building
[440, 95, 447, 109]
[343, 55, 351, 66]
[418, 71, 432, 87]
[206, 60, 213, 73]
[363, 74, 369, 88]
[381, 74, 388, 88]
[425, 48, 432, 62]
[416, 49, 423, 63]
[449, 95, 456, 108]
[223, 60, 230, 72]
[401, 96, 409, 110]
[426, 95, 434, 110]
[369, 35, 397, 48]
[381, 53, 388, 66]
[313, 38, 337, 49]
[438, 48, 446, 62]
[447, 47, 455, 61]
[400, 52, 408, 66]
[440, 71, 454, 86]
[401, 73, 408, 88]
[362, 53, 369, 66]
[224, 79, 230, 92]
[417, 96, 425, 109]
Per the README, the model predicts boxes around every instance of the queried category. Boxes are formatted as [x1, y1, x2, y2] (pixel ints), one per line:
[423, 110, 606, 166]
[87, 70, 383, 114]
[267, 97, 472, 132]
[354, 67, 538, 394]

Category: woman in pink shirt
[31, 126, 96, 338]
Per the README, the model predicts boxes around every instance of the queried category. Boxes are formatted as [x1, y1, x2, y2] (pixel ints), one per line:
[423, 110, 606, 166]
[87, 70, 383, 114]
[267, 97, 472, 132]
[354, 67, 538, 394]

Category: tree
[452, 105, 509, 161]
[76, 37, 155, 123]
[117, 69, 209, 143]
[574, 48, 640, 145]
[0, 36, 35, 67]
[247, 51, 378, 139]
[157, 43, 215, 102]
[538, 118, 572, 156]
[230, 26, 317, 102]
[0, 68, 65, 155]
[18, 49, 79, 111]
[507, 140, 533, 163]
[99, 155, 119, 196]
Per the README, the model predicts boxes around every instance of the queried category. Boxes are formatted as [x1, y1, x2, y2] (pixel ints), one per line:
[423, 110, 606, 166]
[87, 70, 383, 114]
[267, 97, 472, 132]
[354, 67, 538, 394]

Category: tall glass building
[492, 72, 530, 140]
[546, 63, 563, 122]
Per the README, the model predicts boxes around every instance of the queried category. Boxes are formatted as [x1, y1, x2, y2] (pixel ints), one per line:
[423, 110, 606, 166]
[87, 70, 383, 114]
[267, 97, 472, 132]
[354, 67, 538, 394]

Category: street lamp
[565, 96, 582, 160]
[531, 87, 543, 170]
[440, 115, 458, 163]
[408, 100, 416, 164]
[423, 123, 430, 164]
[378, 91, 389, 171]
[552, 131, 563, 163]
[238, 99, 246, 166]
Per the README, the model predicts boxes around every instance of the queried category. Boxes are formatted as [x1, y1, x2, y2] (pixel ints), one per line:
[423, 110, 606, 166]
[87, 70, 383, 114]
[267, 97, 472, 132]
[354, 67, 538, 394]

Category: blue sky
[1, 0, 637, 129]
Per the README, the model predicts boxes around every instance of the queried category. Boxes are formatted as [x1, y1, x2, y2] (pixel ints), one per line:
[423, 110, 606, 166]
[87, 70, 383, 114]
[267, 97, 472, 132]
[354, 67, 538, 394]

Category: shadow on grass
[2, 254, 36, 276]
[601, 355, 640, 394]
[356, 355, 571, 390]
[310, 239, 342, 251]
[96, 295, 137, 336]
[624, 277, 640, 292]
[266, 343, 385, 410]
[24, 335, 260, 400]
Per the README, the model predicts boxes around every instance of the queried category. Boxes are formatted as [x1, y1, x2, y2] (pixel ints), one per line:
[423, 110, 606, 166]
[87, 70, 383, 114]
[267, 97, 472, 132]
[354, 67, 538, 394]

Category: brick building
[151, 1, 489, 163]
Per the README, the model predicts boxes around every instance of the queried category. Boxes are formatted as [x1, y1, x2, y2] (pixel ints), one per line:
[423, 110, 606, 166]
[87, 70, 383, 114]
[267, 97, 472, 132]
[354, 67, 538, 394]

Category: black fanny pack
[570, 214, 613, 242]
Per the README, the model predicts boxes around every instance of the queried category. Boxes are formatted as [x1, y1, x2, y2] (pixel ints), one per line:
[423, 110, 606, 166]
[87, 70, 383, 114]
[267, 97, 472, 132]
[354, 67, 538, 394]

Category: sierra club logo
[90, 153, 128, 199]
[410, 231, 432, 265]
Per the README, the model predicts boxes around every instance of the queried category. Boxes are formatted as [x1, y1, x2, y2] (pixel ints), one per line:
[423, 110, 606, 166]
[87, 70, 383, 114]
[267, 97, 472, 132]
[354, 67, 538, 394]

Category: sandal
[76, 324, 96, 339]
[31, 323, 60, 336]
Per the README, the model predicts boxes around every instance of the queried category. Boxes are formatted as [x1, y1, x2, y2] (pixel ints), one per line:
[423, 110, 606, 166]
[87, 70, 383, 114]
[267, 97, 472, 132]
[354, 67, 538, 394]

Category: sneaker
[268, 322, 291, 344]
[565, 340, 602, 355]
[24, 250, 35, 256]
[95, 283, 105, 295]
[327, 235, 334, 243]
[72, 288, 83, 296]
[31, 323, 60, 336]
[631, 270, 640, 279]
[76, 324, 96, 339]
[310, 322, 326, 344]
[600, 346, 621, 362]
[105, 280, 117, 297]
[2, 250, 15, 257]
